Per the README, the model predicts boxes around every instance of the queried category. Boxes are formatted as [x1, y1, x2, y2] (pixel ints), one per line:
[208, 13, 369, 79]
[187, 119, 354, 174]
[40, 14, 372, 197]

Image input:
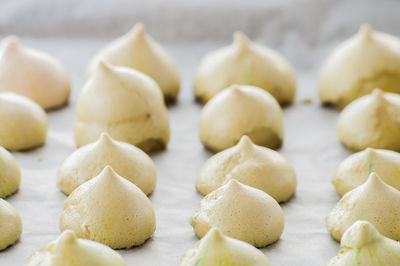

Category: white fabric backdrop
[0, 0, 399, 265]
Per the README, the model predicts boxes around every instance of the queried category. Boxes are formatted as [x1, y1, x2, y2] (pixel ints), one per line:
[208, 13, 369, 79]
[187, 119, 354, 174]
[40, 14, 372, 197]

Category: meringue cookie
[332, 148, 400, 196]
[0, 146, 21, 198]
[0, 92, 48, 151]
[194, 32, 296, 105]
[199, 85, 283, 152]
[327, 221, 400, 266]
[179, 228, 271, 266]
[60, 166, 156, 249]
[337, 89, 400, 151]
[0, 199, 22, 250]
[319, 25, 400, 108]
[58, 132, 156, 195]
[326, 172, 400, 241]
[0, 36, 70, 110]
[86, 23, 180, 101]
[196, 135, 296, 202]
[25, 230, 126, 266]
[190, 179, 284, 247]
[75, 61, 170, 152]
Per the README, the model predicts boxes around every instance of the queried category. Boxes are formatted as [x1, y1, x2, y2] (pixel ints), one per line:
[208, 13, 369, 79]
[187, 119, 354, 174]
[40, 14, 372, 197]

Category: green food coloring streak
[241, 62, 253, 85]
[355, 248, 361, 265]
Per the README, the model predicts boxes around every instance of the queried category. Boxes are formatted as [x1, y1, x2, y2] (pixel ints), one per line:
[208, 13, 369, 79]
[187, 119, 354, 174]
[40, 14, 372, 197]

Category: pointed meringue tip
[58, 230, 76, 245]
[233, 31, 250, 49]
[341, 221, 379, 248]
[99, 165, 118, 180]
[97, 132, 114, 146]
[371, 88, 386, 103]
[238, 135, 254, 150]
[97, 60, 113, 72]
[130, 23, 146, 37]
[2, 35, 20, 51]
[225, 179, 242, 191]
[359, 24, 373, 40]
[366, 172, 383, 185]
[365, 147, 376, 155]
[207, 227, 224, 242]
[230, 84, 243, 93]
[372, 88, 383, 95]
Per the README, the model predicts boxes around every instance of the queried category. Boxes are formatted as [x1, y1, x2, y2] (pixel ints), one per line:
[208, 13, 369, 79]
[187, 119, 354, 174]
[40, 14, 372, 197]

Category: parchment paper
[0, 0, 399, 265]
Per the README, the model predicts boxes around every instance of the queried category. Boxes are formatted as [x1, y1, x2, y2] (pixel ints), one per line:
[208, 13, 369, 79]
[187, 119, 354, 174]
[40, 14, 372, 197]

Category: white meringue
[0, 36, 70, 110]
[0, 92, 47, 151]
[25, 230, 126, 266]
[0, 199, 22, 250]
[0, 146, 21, 198]
[179, 228, 271, 266]
[75, 61, 170, 152]
[58, 132, 156, 195]
[337, 89, 400, 151]
[194, 32, 296, 105]
[190, 179, 284, 247]
[326, 172, 400, 241]
[319, 25, 400, 108]
[199, 84, 283, 152]
[332, 148, 400, 196]
[327, 221, 400, 266]
[196, 135, 296, 202]
[86, 23, 180, 101]
[60, 166, 156, 249]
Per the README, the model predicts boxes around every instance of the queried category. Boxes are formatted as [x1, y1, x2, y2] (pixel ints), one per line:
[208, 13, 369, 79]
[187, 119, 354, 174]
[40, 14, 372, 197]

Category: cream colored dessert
[337, 89, 400, 151]
[179, 228, 271, 266]
[0, 146, 21, 198]
[319, 25, 400, 108]
[196, 135, 296, 202]
[0, 36, 70, 110]
[199, 84, 283, 152]
[327, 221, 400, 266]
[326, 172, 400, 241]
[75, 61, 170, 152]
[86, 23, 180, 101]
[332, 148, 400, 196]
[25, 230, 126, 266]
[58, 132, 156, 195]
[0, 92, 48, 151]
[194, 32, 296, 105]
[0, 199, 22, 250]
[190, 179, 284, 247]
[60, 166, 156, 249]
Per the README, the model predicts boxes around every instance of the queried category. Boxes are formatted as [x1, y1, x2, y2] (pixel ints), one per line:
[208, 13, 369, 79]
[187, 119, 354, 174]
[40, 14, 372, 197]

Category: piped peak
[179, 226, 271, 265]
[97, 132, 115, 147]
[2, 36, 20, 53]
[129, 23, 146, 38]
[60, 163, 156, 249]
[225, 179, 243, 193]
[55, 230, 76, 250]
[98, 165, 119, 182]
[365, 147, 375, 154]
[341, 221, 379, 248]
[206, 227, 224, 243]
[237, 135, 255, 151]
[25, 229, 126, 265]
[233, 32, 251, 52]
[230, 84, 243, 93]
[97, 60, 114, 74]
[359, 24, 373, 41]
[372, 88, 384, 97]
[365, 172, 386, 188]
